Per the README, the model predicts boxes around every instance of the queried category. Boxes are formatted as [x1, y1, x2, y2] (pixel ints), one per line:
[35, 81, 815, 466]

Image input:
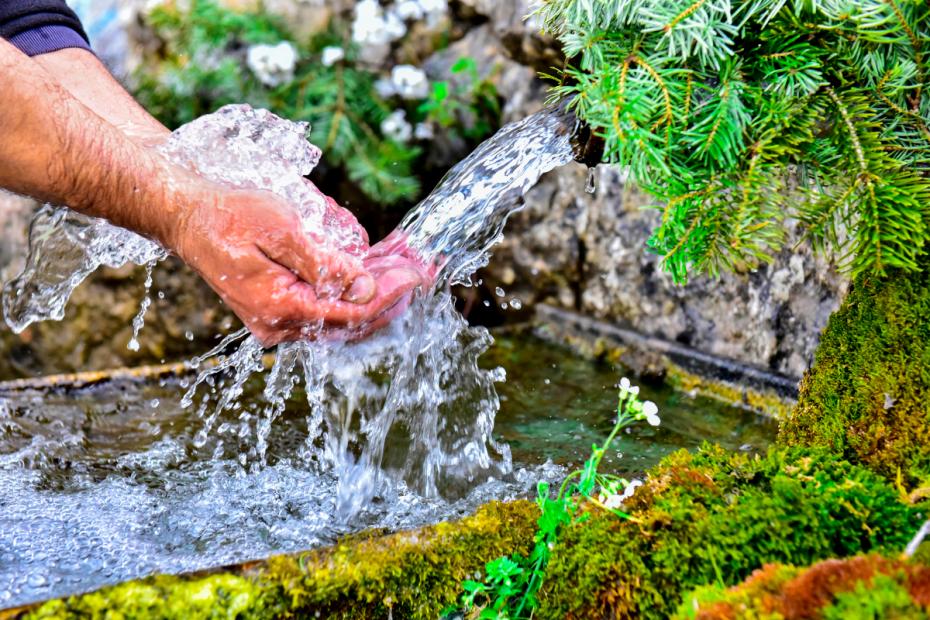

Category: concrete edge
[532, 304, 800, 415]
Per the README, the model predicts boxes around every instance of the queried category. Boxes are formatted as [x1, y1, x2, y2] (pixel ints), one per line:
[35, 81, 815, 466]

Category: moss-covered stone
[10, 448, 922, 620]
[673, 554, 930, 619]
[780, 262, 930, 484]
[25, 574, 286, 620]
[18, 500, 539, 620]
[534, 446, 920, 619]
[266, 499, 539, 618]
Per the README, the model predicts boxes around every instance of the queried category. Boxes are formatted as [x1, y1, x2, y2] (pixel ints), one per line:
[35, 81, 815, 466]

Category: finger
[342, 291, 414, 340]
[283, 267, 421, 328]
[258, 230, 375, 304]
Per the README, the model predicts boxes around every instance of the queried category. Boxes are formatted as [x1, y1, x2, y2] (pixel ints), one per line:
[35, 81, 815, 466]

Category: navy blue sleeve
[0, 0, 93, 56]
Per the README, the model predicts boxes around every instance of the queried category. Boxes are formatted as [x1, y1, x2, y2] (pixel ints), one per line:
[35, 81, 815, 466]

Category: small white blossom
[414, 122, 434, 140]
[620, 479, 643, 500]
[381, 109, 413, 142]
[352, 0, 407, 46]
[642, 400, 661, 426]
[391, 65, 430, 99]
[620, 377, 631, 389]
[383, 10, 407, 38]
[374, 77, 396, 98]
[321, 46, 345, 67]
[417, 0, 448, 27]
[247, 42, 298, 87]
[395, 0, 424, 20]
[604, 494, 623, 509]
[629, 385, 640, 396]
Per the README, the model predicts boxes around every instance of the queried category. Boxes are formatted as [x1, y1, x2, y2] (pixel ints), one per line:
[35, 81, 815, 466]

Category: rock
[420, 22, 549, 169]
[480, 164, 848, 379]
[0, 256, 243, 381]
[262, 0, 334, 41]
[0, 196, 241, 380]
[455, 0, 564, 74]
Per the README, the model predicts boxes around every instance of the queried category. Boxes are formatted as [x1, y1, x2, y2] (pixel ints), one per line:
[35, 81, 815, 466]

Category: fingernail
[344, 274, 376, 303]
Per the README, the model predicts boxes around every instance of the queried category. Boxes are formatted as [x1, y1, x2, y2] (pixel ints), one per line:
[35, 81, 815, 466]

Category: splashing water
[1, 104, 575, 521]
[127, 262, 155, 352]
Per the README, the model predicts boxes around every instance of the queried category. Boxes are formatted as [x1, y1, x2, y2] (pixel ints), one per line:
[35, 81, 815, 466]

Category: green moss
[25, 574, 286, 620]
[19, 501, 538, 620]
[534, 447, 920, 620]
[780, 262, 930, 484]
[266, 500, 538, 619]
[823, 575, 927, 620]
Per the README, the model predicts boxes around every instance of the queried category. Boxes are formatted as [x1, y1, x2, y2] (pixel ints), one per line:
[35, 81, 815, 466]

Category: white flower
[352, 0, 407, 46]
[642, 400, 661, 426]
[321, 46, 345, 67]
[620, 377, 631, 389]
[414, 122, 434, 140]
[383, 10, 407, 39]
[417, 0, 448, 27]
[391, 65, 430, 99]
[620, 479, 643, 500]
[247, 42, 298, 87]
[374, 77, 396, 98]
[395, 0, 424, 20]
[381, 109, 413, 142]
[604, 494, 624, 510]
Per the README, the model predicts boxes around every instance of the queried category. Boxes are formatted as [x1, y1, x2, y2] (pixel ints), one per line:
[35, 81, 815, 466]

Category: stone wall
[477, 163, 847, 380]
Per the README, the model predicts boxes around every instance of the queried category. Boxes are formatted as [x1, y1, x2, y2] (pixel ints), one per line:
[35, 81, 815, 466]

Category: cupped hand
[170, 185, 421, 347]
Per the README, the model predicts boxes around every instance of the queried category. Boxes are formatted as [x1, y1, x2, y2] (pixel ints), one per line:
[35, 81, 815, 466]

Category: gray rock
[480, 164, 847, 379]
[455, 0, 564, 74]
[0, 195, 241, 381]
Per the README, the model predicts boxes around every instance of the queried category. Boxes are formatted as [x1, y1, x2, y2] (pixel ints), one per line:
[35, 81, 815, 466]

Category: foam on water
[0, 103, 576, 606]
[0, 383, 564, 606]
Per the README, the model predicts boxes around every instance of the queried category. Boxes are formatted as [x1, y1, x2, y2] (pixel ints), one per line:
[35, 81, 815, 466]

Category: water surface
[0, 332, 776, 608]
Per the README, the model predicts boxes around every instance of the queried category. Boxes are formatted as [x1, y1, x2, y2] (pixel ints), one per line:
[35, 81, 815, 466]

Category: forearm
[0, 38, 180, 247]
[32, 48, 170, 141]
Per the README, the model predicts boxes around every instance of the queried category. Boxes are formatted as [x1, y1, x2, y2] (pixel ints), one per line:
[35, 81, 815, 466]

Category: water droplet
[193, 430, 208, 448]
[510, 300, 522, 310]
[495, 287, 505, 297]
[150, 399, 159, 408]
[585, 167, 597, 194]
[185, 331, 194, 341]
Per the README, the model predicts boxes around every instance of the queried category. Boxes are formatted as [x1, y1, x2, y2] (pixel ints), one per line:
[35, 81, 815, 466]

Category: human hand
[367, 229, 440, 291]
[165, 181, 421, 347]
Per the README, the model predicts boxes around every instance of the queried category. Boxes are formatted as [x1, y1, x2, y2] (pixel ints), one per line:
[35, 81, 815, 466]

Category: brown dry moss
[674, 554, 930, 619]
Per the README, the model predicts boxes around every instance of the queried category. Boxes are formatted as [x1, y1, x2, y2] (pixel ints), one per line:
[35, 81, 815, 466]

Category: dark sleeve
[0, 0, 93, 56]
